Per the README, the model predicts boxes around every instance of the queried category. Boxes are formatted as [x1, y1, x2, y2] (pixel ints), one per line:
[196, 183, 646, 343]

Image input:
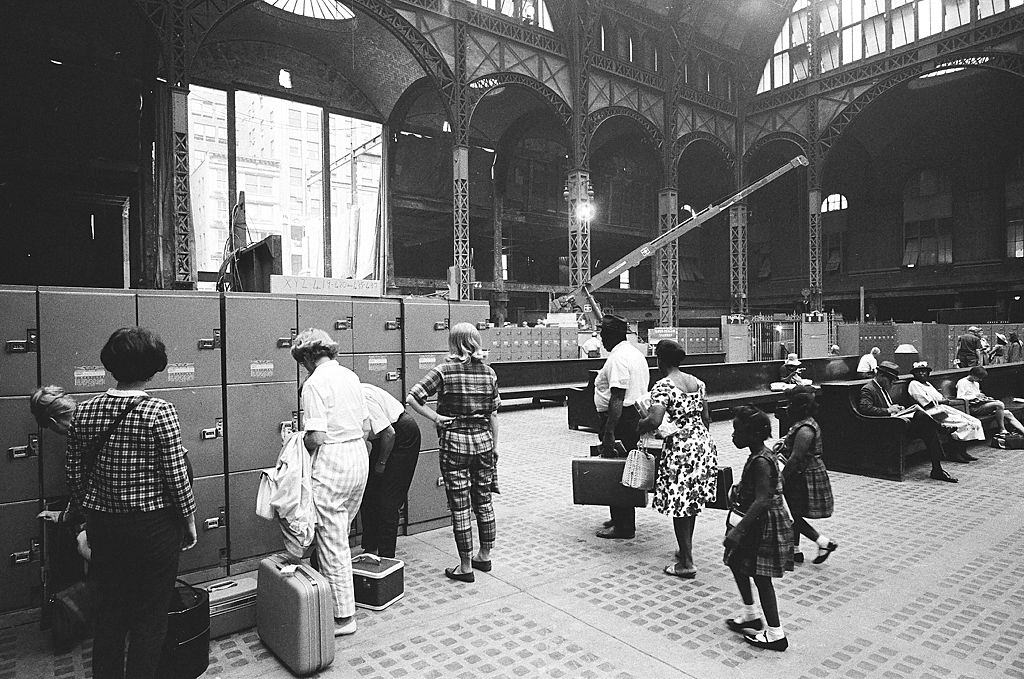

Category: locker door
[351, 298, 402, 353]
[334, 354, 355, 371]
[448, 300, 490, 331]
[228, 469, 282, 563]
[351, 353, 403, 400]
[39, 288, 136, 393]
[0, 286, 38, 397]
[149, 386, 224, 478]
[40, 391, 103, 497]
[403, 352, 448, 392]
[405, 450, 449, 527]
[0, 500, 41, 612]
[297, 296, 355, 355]
[225, 382, 298, 473]
[137, 292, 223, 388]
[178, 474, 226, 573]
[0, 397, 39, 504]
[405, 406, 439, 453]
[223, 293, 297, 385]
[402, 298, 449, 353]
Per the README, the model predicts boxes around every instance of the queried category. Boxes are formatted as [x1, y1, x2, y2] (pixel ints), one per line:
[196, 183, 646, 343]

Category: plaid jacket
[66, 390, 195, 518]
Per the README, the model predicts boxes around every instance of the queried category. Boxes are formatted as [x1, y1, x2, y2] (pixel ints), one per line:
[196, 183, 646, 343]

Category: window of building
[1007, 209, 1024, 258]
[291, 224, 305, 241]
[289, 138, 301, 158]
[903, 219, 952, 266]
[306, 113, 319, 131]
[825, 233, 843, 272]
[187, 85, 229, 273]
[288, 109, 301, 128]
[821, 193, 848, 212]
[291, 254, 303, 273]
[483, 0, 553, 30]
[600, 24, 607, 52]
[619, 270, 630, 289]
[329, 113, 383, 279]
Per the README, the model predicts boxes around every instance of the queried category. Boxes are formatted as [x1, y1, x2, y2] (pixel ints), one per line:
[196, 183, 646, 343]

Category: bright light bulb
[279, 69, 293, 88]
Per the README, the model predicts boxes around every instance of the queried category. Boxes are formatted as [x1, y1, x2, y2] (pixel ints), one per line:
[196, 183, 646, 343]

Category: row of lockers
[480, 327, 579, 362]
[646, 327, 724, 354]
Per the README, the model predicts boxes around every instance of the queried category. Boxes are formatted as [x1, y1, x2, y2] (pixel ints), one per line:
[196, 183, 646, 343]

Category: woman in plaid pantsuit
[408, 323, 499, 583]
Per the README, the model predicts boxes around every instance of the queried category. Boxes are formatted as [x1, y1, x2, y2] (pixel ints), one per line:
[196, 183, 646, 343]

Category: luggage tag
[279, 564, 299, 575]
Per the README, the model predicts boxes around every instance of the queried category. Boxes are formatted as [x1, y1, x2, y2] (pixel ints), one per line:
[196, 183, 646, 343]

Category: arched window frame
[821, 193, 848, 212]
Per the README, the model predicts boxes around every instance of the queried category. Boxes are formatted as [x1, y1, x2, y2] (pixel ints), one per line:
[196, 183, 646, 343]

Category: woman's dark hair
[732, 404, 771, 441]
[969, 366, 987, 379]
[785, 385, 819, 420]
[100, 327, 168, 383]
[654, 339, 686, 367]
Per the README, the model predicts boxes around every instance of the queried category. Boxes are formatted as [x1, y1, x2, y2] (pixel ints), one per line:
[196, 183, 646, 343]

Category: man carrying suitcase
[594, 314, 650, 539]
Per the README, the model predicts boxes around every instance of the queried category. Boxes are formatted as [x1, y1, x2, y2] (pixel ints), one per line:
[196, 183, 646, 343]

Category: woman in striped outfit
[292, 328, 369, 637]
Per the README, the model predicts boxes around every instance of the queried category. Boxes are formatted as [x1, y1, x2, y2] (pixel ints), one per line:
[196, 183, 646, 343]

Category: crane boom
[554, 155, 809, 326]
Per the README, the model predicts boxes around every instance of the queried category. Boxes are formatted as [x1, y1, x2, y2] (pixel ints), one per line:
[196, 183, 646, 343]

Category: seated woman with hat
[907, 361, 983, 461]
[779, 354, 812, 386]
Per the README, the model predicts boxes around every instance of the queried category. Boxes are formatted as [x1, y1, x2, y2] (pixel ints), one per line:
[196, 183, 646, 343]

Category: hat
[876, 361, 900, 379]
[784, 353, 802, 366]
[600, 314, 628, 333]
[968, 326, 981, 333]
[996, 333, 1007, 344]
[911, 361, 931, 373]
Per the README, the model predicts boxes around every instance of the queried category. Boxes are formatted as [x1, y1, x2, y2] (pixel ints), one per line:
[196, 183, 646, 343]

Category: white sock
[735, 604, 759, 622]
[765, 625, 785, 641]
[815, 535, 832, 549]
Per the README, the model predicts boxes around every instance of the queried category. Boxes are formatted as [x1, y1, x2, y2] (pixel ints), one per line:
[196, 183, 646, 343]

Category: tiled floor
[6, 403, 1024, 679]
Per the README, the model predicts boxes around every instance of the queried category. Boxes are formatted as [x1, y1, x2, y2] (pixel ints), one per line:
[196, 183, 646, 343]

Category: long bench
[567, 355, 862, 432]
[816, 363, 1024, 481]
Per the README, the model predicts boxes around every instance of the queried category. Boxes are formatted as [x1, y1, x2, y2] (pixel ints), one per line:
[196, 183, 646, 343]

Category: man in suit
[857, 361, 957, 483]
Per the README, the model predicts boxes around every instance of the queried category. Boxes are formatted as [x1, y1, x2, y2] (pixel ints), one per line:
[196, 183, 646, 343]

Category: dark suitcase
[571, 458, 648, 507]
[706, 466, 734, 510]
[257, 554, 335, 675]
[203, 574, 258, 639]
[156, 581, 210, 679]
[352, 554, 404, 611]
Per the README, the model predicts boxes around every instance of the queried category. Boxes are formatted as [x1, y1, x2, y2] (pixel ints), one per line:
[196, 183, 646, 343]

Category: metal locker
[0, 285, 39, 397]
[0, 396, 40, 504]
[137, 291, 223, 389]
[223, 293, 297, 385]
[297, 296, 355, 355]
[404, 405, 439, 452]
[334, 354, 355, 371]
[148, 386, 224, 478]
[351, 298, 402, 353]
[403, 352, 448, 393]
[227, 469, 282, 563]
[178, 474, 226, 574]
[401, 298, 449, 353]
[351, 353, 403, 401]
[404, 450, 449, 526]
[40, 390, 102, 497]
[225, 382, 298, 473]
[448, 300, 490, 331]
[0, 500, 42, 612]
[39, 288, 136, 394]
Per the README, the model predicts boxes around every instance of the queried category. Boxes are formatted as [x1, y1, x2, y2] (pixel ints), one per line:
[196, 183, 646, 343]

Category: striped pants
[440, 446, 496, 557]
[311, 439, 368, 618]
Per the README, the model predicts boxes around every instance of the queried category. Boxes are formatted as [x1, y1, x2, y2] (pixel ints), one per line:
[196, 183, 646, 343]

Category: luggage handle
[352, 553, 381, 565]
[205, 580, 239, 593]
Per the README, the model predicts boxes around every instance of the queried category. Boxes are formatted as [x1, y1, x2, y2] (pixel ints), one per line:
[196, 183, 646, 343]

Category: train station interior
[2, 0, 1024, 677]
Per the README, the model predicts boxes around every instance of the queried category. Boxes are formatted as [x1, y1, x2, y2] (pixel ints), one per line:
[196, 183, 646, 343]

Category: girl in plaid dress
[724, 406, 793, 652]
[780, 386, 838, 565]
[408, 323, 499, 583]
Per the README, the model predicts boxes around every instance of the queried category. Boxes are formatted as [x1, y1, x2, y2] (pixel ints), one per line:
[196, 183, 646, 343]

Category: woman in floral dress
[638, 339, 718, 578]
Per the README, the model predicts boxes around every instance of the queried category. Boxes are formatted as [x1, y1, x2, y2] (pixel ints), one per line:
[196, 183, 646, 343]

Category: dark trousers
[87, 508, 183, 679]
[361, 413, 421, 558]
[908, 411, 945, 468]
[599, 407, 641, 533]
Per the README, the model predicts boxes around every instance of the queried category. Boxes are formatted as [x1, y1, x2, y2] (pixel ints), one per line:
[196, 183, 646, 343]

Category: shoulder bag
[620, 445, 656, 491]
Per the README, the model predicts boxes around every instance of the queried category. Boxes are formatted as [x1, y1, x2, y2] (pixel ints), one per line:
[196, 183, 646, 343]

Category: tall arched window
[903, 169, 953, 267]
[821, 193, 848, 212]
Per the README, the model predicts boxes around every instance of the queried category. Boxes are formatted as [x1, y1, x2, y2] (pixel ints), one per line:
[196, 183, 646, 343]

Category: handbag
[620, 446, 656, 491]
[705, 466, 733, 510]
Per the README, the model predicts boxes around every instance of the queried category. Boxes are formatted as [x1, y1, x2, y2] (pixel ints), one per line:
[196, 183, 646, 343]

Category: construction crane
[552, 155, 809, 327]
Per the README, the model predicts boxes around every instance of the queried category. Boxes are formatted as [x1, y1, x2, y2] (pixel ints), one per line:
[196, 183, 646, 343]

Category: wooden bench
[816, 363, 1023, 481]
[490, 357, 656, 403]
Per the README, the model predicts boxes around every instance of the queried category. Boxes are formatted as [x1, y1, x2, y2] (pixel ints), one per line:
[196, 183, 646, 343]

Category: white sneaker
[334, 619, 357, 637]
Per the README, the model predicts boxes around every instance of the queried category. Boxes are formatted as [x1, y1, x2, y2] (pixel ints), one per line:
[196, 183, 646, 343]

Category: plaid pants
[439, 445, 496, 557]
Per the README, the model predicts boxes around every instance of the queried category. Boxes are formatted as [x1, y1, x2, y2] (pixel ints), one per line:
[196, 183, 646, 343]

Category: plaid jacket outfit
[409, 358, 500, 556]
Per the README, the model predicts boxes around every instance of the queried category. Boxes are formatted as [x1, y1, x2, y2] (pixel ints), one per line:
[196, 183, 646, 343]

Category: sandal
[663, 564, 696, 579]
[813, 541, 838, 564]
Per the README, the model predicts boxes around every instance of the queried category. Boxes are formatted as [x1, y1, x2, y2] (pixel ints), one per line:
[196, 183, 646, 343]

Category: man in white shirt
[593, 314, 650, 539]
[856, 347, 880, 378]
[581, 332, 603, 358]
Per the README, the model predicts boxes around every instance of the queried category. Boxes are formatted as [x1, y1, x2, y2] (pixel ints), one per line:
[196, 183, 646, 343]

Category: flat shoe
[726, 617, 763, 633]
[444, 566, 475, 583]
[961, 451, 979, 461]
[812, 541, 838, 564]
[663, 564, 696, 579]
[471, 559, 492, 572]
[334, 619, 357, 637]
[602, 519, 616, 529]
[930, 469, 958, 483]
[596, 527, 635, 539]
[793, 552, 804, 563]
[744, 630, 788, 651]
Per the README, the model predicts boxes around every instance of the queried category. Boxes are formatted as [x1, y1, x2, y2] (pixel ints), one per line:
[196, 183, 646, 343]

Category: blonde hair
[447, 322, 484, 362]
[290, 328, 339, 363]
[30, 385, 76, 428]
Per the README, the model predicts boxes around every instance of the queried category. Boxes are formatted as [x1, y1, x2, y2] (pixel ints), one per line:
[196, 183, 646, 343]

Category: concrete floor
[6, 403, 1024, 679]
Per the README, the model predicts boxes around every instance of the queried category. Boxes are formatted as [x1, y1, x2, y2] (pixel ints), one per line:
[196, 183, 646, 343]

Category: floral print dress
[650, 376, 719, 518]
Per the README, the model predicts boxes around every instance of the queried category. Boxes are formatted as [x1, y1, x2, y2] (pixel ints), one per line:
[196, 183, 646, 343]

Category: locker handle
[200, 427, 219, 440]
[197, 338, 217, 350]
[433, 321, 448, 331]
[334, 317, 353, 331]
[10, 549, 35, 565]
[385, 319, 401, 331]
[5, 340, 30, 353]
[203, 517, 222, 531]
[206, 580, 238, 592]
[276, 337, 294, 348]
[436, 476, 444, 487]
[8, 445, 35, 460]
[385, 371, 400, 382]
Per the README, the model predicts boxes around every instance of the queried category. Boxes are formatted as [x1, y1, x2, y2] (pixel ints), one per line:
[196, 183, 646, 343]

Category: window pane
[1009, 220, 1024, 258]
[792, 46, 810, 81]
[842, 25, 863, 63]
[188, 85, 229, 273]
[865, 0, 885, 17]
[774, 53, 790, 86]
[903, 238, 920, 266]
[775, 18, 791, 51]
[944, 0, 969, 29]
[841, 0, 861, 25]
[919, 236, 937, 265]
[236, 91, 324, 277]
[758, 61, 771, 93]
[918, 0, 942, 38]
[820, 32, 841, 72]
[791, 10, 809, 45]
[329, 114, 383, 280]
[820, 0, 841, 33]
[891, 4, 914, 48]
[864, 14, 885, 56]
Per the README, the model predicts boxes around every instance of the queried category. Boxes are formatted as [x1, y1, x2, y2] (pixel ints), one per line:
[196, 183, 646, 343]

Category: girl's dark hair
[732, 404, 771, 441]
[786, 385, 819, 420]
[969, 366, 987, 379]
[654, 339, 686, 367]
[100, 327, 168, 383]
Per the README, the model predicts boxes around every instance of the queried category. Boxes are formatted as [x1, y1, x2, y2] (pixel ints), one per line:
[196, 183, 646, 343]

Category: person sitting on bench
[956, 366, 1024, 444]
[856, 361, 957, 483]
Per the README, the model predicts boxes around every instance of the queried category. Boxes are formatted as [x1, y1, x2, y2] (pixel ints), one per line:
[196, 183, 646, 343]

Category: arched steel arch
[673, 131, 735, 173]
[466, 72, 573, 131]
[587, 105, 664, 150]
[743, 130, 809, 167]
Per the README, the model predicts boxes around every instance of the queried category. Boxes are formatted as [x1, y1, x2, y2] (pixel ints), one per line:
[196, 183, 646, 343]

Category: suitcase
[256, 554, 335, 675]
[351, 554, 404, 611]
[203, 574, 258, 639]
[706, 466, 733, 511]
[156, 581, 210, 679]
[571, 458, 648, 507]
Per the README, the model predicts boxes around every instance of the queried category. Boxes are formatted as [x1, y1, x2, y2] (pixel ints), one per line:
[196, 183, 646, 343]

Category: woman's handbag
[156, 579, 211, 679]
[706, 467, 733, 510]
[620, 446, 656, 491]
